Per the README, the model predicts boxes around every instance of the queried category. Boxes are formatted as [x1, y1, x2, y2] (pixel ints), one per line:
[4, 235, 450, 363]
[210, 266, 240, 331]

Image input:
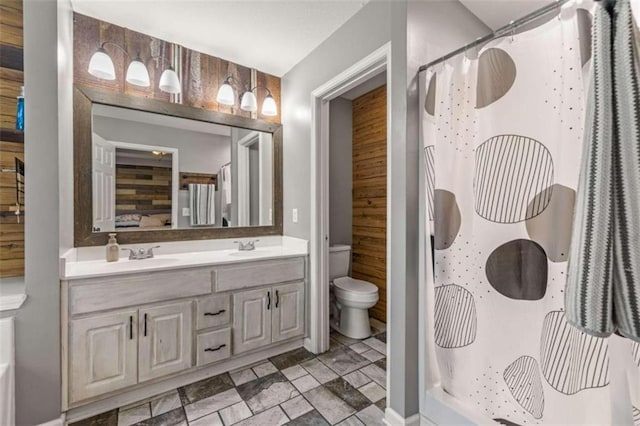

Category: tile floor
[70, 322, 387, 426]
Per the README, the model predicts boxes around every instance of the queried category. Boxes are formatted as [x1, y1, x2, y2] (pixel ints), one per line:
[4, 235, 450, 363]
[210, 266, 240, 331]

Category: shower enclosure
[418, 1, 640, 424]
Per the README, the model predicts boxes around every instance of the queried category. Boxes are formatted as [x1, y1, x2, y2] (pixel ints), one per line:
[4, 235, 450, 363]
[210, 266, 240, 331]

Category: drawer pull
[204, 344, 226, 352]
[275, 290, 279, 308]
[129, 316, 133, 340]
[204, 309, 226, 316]
[267, 291, 271, 310]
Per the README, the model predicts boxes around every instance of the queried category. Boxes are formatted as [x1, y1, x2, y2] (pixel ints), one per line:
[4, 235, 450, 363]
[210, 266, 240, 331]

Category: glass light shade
[159, 68, 181, 94]
[261, 95, 278, 116]
[240, 91, 258, 112]
[88, 48, 116, 80]
[216, 82, 236, 106]
[126, 59, 151, 87]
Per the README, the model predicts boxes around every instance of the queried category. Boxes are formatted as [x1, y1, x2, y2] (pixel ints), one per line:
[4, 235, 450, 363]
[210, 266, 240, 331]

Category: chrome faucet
[234, 240, 259, 251]
[121, 246, 160, 260]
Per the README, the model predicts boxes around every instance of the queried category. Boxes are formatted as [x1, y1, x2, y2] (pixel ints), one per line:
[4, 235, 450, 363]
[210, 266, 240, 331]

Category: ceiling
[459, 0, 555, 30]
[71, 0, 368, 77]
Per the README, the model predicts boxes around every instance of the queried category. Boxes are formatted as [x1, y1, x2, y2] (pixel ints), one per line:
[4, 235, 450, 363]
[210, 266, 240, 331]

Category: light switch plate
[182, 207, 190, 216]
[292, 208, 298, 224]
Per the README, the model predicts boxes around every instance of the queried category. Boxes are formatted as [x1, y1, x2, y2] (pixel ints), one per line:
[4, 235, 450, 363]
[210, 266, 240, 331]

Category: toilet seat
[333, 277, 378, 302]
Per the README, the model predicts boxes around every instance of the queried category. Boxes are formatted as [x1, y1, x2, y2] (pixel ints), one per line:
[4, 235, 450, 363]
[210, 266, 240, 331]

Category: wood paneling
[115, 165, 171, 214]
[0, 0, 23, 277]
[179, 172, 217, 190]
[351, 85, 386, 322]
[74, 13, 279, 122]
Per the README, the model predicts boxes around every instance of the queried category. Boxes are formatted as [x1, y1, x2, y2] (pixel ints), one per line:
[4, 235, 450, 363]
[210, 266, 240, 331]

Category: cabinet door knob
[275, 290, 279, 308]
[144, 313, 148, 337]
[204, 344, 226, 352]
[267, 291, 271, 310]
[129, 316, 133, 340]
[204, 309, 226, 316]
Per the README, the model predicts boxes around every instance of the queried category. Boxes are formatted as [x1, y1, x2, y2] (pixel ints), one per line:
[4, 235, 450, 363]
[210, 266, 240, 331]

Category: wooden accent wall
[352, 85, 387, 322]
[116, 165, 172, 214]
[74, 13, 281, 123]
[0, 0, 24, 278]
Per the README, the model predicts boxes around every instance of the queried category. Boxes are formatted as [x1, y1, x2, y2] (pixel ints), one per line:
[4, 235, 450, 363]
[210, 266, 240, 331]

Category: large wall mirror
[75, 85, 282, 246]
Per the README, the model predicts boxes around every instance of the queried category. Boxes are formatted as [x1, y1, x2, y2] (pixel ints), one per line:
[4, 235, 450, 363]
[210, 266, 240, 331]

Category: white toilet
[329, 245, 379, 339]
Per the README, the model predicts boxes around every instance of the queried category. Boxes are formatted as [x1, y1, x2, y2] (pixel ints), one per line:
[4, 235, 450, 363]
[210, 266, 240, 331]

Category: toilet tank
[329, 245, 351, 281]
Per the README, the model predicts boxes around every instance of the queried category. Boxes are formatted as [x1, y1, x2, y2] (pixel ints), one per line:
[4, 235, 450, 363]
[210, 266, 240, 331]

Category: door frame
[236, 131, 260, 226]
[307, 43, 391, 356]
[109, 141, 179, 229]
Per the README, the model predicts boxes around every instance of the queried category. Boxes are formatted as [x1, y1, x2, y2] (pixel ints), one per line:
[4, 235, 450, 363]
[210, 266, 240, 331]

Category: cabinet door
[139, 301, 193, 382]
[272, 282, 305, 343]
[69, 310, 137, 403]
[232, 288, 272, 354]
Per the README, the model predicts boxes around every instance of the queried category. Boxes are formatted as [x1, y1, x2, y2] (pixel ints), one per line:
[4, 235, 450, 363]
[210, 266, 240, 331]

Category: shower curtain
[421, 3, 640, 425]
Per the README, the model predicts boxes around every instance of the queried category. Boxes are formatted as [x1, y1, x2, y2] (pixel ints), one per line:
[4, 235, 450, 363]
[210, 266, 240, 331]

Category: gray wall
[281, 0, 417, 417]
[93, 116, 231, 175]
[281, 0, 489, 419]
[15, 0, 66, 423]
[329, 98, 352, 246]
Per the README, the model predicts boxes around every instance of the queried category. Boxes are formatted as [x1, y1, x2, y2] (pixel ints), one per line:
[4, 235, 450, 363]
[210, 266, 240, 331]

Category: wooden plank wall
[115, 165, 172, 214]
[74, 13, 281, 123]
[351, 85, 387, 322]
[0, 0, 24, 278]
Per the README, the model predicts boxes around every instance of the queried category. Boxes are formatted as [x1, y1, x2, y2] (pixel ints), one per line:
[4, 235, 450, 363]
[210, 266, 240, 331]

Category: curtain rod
[418, 0, 572, 73]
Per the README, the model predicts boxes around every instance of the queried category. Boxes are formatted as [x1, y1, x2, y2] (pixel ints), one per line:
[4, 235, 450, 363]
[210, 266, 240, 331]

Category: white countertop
[60, 236, 308, 280]
[0, 277, 26, 312]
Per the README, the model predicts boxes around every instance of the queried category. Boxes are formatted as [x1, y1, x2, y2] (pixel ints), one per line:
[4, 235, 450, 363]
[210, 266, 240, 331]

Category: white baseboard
[384, 407, 421, 426]
[38, 413, 65, 426]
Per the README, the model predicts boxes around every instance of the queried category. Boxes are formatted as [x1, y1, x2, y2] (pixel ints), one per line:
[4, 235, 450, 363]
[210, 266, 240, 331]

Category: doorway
[307, 42, 391, 397]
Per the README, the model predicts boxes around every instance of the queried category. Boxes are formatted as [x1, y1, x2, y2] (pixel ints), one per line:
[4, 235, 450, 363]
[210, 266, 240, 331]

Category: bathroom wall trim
[382, 407, 420, 426]
[307, 42, 390, 353]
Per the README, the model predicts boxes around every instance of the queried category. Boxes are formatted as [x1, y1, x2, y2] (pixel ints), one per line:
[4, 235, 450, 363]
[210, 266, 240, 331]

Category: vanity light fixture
[216, 76, 278, 116]
[88, 42, 180, 93]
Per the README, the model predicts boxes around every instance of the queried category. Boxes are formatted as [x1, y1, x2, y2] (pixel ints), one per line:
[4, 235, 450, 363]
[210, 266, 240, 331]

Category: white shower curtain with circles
[420, 3, 640, 425]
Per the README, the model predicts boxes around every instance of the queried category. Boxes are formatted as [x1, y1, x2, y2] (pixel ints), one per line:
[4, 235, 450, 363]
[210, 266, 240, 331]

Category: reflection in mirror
[91, 104, 273, 232]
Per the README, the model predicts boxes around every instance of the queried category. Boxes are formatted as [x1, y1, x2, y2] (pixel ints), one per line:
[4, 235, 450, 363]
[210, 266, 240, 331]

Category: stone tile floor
[71, 321, 387, 426]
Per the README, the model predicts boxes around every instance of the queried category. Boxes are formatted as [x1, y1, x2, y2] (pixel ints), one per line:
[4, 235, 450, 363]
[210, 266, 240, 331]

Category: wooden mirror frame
[74, 85, 283, 247]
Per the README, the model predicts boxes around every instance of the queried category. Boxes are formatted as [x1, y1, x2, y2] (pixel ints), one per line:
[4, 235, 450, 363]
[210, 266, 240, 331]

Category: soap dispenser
[106, 233, 120, 262]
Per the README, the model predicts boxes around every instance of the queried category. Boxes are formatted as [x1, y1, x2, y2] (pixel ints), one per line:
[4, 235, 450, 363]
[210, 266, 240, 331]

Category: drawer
[196, 294, 230, 330]
[196, 328, 231, 367]
[214, 257, 305, 292]
[70, 268, 212, 315]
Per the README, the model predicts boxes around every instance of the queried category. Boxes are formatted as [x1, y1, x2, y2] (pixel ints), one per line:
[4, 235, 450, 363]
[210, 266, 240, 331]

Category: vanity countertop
[60, 236, 308, 280]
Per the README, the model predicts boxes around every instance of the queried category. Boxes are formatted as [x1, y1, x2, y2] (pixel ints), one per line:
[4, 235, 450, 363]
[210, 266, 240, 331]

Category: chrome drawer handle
[204, 344, 226, 352]
[204, 309, 226, 316]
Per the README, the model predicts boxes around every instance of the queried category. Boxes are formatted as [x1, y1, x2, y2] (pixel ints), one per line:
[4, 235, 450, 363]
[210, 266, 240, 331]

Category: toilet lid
[333, 277, 378, 294]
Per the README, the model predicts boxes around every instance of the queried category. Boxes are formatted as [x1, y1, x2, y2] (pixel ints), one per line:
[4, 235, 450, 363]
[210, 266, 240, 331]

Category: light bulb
[88, 47, 116, 80]
[261, 95, 278, 116]
[159, 67, 181, 94]
[216, 81, 236, 106]
[240, 91, 258, 112]
[126, 57, 150, 87]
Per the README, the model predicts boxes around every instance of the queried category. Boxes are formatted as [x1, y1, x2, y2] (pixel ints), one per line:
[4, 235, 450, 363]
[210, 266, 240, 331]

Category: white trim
[37, 414, 65, 426]
[383, 407, 421, 426]
[0, 294, 26, 312]
[110, 141, 179, 229]
[308, 43, 391, 355]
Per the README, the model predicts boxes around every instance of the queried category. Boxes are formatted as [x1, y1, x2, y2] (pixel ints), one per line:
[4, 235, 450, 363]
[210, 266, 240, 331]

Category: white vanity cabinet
[233, 281, 305, 354]
[63, 254, 307, 410]
[138, 301, 193, 382]
[69, 309, 138, 403]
